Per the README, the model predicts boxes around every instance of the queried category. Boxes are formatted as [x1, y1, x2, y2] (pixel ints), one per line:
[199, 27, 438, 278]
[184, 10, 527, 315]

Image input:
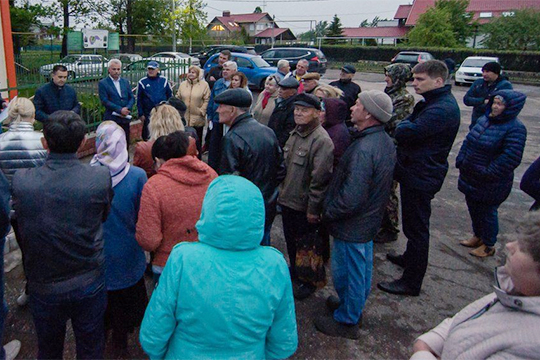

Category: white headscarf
[90, 121, 130, 187]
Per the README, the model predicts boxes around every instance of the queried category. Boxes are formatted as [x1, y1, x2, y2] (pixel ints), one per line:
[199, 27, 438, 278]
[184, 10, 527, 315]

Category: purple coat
[322, 98, 351, 167]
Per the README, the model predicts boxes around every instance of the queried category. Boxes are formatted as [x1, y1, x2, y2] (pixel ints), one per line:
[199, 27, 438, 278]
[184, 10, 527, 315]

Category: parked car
[455, 56, 500, 86]
[195, 45, 257, 66]
[148, 52, 200, 67]
[39, 54, 108, 80]
[259, 47, 327, 75]
[391, 51, 435, 69]
[203, 52, 277, 90]
[122, 59, 187, 90]
[110, 53, 143, 64]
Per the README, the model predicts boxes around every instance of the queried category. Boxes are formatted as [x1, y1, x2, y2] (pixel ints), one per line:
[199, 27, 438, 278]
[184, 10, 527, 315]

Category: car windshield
[59, 56, 80, 64]
[251, 56, 271, 68]
[396, 54, 420, 61]
[462, 59, 496, 68]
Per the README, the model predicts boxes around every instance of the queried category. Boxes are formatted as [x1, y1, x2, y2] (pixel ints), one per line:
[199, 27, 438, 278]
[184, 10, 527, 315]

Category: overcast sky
[204, 0, 412, 34]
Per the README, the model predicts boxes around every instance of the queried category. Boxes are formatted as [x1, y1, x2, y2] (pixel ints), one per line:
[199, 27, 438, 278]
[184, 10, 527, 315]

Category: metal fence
[3, 52, 191, 133]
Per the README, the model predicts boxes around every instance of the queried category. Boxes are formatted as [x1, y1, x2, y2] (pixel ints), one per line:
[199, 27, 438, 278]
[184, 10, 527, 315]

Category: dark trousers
[194, 126, 204, 151]
[465, 196, 499, 247]
[29, 279, 107, 360]
[141, 116, 150, 141]
[281, 206, 318, 279]
[0, 238, 6, 360]
[207, 122, 223, 171]
[400, 186, 434, 290]
[115, 121, 131, 149]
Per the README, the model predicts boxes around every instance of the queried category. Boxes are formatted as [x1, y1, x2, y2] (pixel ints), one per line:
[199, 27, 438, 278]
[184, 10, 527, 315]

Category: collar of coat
[293, 119, 320, 137]
[230, 112, 253, 128]
[350, 124, 385, 140]
[493, 266, 540, 316]
[421, 84, 452, 102]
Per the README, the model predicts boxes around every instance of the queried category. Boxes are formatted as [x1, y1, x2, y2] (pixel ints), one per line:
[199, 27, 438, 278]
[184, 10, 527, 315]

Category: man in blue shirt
[137, 61, 173, 140]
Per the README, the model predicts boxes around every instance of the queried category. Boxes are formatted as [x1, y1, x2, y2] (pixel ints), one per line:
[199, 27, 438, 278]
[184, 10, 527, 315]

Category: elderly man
[378, 60, 460, 296]
[98, 59, 135, 146]
[278, 93, 334, 300]
[301, 73, 320, 94]
[215, 88, 286, 245]
[274, 59, 291, 82]
[205, 50, 231, 89]
[268, 77, 300, 148]
[33, 65, 81, 124]
[293, 59, 309, 93]
[206, 60, 237, 170]
[464, 61, 512, 129]
[137, 60, 173, 140]
[329, 64, 361, 119]
[316, 91, 396, 339]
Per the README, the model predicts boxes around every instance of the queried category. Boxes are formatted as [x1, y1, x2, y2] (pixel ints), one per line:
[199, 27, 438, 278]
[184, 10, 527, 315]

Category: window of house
[479, 12, 492, 18]
[249, 24, 255, 31]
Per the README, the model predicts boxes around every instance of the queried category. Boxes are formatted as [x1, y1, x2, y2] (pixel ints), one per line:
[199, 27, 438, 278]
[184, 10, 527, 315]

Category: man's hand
[120, 107, 130, 116]
[209, 76, 216, 81]
[307, 213, 320, 224]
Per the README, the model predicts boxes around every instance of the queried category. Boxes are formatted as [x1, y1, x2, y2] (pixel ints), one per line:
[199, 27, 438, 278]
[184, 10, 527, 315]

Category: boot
[469, 244, 495, 258]
[460, 235, 483, 248]
[314, 315, 360, 339]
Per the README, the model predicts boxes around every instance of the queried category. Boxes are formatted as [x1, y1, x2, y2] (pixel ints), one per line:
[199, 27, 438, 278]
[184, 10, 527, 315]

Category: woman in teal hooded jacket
[139, 175, 298, 360]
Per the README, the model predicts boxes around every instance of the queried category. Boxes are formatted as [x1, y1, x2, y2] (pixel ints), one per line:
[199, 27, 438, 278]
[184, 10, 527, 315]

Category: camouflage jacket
[384, 64, 415, 138]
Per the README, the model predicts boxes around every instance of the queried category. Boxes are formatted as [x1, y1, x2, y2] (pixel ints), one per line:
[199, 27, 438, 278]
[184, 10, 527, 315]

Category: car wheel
[68, 71, 76, 80]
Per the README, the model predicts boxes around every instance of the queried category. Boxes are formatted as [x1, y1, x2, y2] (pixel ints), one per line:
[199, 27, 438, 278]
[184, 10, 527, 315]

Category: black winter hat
[482, 62, 501, 75]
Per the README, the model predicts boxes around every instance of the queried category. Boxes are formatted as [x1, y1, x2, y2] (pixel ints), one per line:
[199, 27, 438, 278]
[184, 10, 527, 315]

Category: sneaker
[469, 244, 495, 258]
[314, 315, 360, 339]
[3, 340, 21, 360]
[16, 292, 28, 307]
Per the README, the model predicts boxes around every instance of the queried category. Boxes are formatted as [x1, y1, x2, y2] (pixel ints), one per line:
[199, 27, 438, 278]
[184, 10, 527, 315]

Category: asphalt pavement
[4, 69, 540, 359]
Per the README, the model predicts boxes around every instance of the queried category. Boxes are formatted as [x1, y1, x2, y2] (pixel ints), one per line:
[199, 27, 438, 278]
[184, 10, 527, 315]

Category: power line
[209, 0, 328, 2]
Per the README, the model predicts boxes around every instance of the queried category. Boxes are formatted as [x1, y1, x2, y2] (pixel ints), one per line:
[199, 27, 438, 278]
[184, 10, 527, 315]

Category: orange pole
[1, 0, 17, 98]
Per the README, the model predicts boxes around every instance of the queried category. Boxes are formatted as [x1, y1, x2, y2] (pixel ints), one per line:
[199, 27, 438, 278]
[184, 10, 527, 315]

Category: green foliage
[326, 14, 343, 38]
[482, 10, 540, 51]
[297, 21, 328, 42]
[359, 16, 387, 28]
[254, 6, 262, 13]
[407, 0, 473, 47]
[176, 0, 208, 44]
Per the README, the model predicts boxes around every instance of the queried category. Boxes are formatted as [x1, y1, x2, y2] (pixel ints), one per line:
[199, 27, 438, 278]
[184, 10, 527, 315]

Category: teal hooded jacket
[139, 175, 298, 360]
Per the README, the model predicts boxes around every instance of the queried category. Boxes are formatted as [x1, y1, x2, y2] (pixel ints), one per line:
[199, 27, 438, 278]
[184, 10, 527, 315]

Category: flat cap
[278, 77, 300, 89]
[302, 72, 321, 81]
[214, 88, 252, 108]
[294, 93, 321, 110]
[342, 64, 356, 74]
[147, 60, 159, 69]
[168, 97, 187, 112]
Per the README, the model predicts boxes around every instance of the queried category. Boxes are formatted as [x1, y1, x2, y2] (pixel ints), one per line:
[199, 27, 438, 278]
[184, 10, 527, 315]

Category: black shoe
[314, 315, 360, 339]
[386, 252, 406, 268]
[326, 295, 341, 312]
[293, 282, 316, 300]
[377, 279, 420, 296]
[374, 231, 398, 244]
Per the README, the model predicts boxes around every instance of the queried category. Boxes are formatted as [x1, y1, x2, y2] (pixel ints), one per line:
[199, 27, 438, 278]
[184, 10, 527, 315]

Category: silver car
[149, 52, 200, 67]
[39, 54, 108, 80]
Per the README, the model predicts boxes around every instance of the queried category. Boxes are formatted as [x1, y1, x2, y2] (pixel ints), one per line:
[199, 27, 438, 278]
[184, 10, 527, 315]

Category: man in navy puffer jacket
[378, 60, 460, 296]
[457, 90, 527, 257]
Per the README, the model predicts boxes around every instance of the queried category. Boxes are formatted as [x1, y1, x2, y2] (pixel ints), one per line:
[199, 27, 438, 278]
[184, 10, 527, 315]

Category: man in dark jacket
[33, 65, 81, 123]
[329, 65, 361, 120]
[216, 89, 286, 245]
[268, 77, 299, 148]
[464, 61, 512, 129]
[12, 111, 113, 359]
[204, 50, 231, 90]
[316, 90, 396, 339]
[137, 61, 173, 140]
[378, 60, 460, 296]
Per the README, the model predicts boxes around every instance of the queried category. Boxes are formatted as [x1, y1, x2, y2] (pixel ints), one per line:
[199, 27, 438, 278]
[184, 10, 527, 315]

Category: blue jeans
[29, 277, 107, 360]
[332, 239, 373, 325]
[0, 238, 6, 360]
[465, 196, 499, 247]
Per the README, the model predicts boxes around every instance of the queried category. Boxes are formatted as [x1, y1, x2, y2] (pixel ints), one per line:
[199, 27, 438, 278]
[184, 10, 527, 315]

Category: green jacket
[140, 175, 298, 360]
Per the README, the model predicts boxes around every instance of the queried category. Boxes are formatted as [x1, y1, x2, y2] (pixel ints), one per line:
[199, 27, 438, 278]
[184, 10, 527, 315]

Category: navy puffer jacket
[456, 90, 527, 205]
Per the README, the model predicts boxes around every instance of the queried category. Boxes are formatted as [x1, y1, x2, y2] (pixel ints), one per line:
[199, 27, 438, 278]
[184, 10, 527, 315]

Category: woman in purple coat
[320, 98, 351, 168]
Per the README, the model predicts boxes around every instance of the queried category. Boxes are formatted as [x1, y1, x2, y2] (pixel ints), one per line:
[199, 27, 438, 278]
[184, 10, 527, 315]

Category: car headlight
[457, 71, 463, 75]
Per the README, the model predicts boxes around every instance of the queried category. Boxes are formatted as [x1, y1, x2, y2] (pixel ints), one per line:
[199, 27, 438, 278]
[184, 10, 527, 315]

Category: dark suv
[260, 47, 327, 75]
[195, 45, 256, 66]
[391, 51, 435, 69]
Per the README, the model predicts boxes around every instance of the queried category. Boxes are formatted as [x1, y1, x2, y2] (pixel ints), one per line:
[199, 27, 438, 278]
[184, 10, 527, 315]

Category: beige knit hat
[358, 90, 393, 123]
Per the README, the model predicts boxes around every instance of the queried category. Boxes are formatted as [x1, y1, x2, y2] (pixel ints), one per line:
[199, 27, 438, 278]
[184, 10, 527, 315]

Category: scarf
[90, 121, 130, 187]
[261, 91, 272, 109]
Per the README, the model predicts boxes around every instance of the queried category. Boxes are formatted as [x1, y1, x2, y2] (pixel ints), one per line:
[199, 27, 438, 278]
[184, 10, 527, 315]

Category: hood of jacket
[157, 156, 214, 185]
[322, 98, 348, 128]
[384, 63, 411, 95]
[487, 90, 526, 122]
[196, 175, 265, 251]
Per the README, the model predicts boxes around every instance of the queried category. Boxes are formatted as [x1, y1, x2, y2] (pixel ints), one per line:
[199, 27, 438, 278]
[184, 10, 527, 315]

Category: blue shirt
[103, 166, 147, 290]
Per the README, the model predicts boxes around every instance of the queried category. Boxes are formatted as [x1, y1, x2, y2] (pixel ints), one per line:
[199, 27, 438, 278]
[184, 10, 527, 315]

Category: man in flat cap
[278, 93, 334, 300]
[330, 64, 362, 120]
[301, 73, 320, 95]
[137, 60, 173, 140]
[215, 89, 286, 245]
[268, 77, 300, 148]
[315, 90, 396, 339]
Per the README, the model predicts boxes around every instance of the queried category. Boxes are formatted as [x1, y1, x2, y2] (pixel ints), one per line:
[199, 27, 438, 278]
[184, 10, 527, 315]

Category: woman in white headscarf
[91, 121, 148, 357]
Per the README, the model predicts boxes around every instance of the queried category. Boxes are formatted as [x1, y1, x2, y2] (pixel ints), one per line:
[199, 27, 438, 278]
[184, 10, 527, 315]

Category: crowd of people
[0, 50, 538, 360]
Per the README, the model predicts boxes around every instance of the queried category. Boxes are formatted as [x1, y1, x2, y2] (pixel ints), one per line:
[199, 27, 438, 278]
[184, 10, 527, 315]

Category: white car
[455, 56, 500, 86]
[149, 52, 200, 67]
[39, 54, 108, 80]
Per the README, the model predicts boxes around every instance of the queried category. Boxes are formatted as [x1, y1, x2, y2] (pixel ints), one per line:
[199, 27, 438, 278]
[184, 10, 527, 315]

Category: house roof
[394, 5, 412, 19]
[208, 12, 277, 32]
[254, 28, 295, 39]
[405, 0, 540, 26]
[341, 27, 409, 38]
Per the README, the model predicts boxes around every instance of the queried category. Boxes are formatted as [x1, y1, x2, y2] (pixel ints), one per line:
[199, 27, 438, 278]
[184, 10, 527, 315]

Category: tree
[297, 20, 327, 42]
[407, 0, 473, 47]
[326, 14, 343, 44]
[10, 0, 46, 55]
[482, 10, 540, 51]
[176, 0, 208, 50]
[254, 6, 262, 13]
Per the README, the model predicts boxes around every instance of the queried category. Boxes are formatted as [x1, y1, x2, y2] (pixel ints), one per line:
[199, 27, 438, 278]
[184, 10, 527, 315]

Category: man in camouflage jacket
[375, 63, 415, 243]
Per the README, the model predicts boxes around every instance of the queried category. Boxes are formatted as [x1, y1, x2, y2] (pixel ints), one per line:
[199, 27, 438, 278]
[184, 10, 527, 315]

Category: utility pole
[172, 0, 177, 52]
